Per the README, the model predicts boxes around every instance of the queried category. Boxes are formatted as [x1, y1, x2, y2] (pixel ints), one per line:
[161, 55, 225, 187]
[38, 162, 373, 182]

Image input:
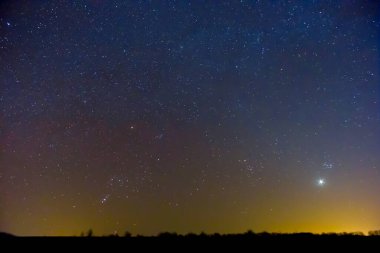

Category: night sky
[1, 0, 380, 236]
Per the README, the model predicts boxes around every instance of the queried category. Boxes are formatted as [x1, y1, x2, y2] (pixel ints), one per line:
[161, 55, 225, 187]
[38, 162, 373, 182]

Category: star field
[1, 0, 380, 235]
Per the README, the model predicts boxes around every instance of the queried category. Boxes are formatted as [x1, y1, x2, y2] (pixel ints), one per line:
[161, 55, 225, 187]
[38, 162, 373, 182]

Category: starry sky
[1, 0, 380, 236]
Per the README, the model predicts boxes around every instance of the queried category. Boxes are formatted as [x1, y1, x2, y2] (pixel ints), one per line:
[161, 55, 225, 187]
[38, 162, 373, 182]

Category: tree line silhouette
[1, 229, 380, 238]
[76, 229, 380, 238]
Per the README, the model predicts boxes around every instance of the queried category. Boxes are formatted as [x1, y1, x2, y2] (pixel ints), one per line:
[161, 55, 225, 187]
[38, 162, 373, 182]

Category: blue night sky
[1, 0, 379, 235]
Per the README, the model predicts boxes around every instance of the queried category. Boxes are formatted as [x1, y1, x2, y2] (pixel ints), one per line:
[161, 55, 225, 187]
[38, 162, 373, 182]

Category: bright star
[317, 178, 325, 186]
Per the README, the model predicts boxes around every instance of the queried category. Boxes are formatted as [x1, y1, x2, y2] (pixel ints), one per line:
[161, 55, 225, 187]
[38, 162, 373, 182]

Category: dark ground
[1, 232, 380, 251]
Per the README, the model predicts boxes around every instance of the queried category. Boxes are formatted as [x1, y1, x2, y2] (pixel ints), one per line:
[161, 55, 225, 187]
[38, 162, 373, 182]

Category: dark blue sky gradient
[1, 0, 379, 235]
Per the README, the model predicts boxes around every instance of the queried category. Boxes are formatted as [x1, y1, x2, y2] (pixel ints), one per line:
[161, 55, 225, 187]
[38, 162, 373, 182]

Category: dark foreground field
[2, 232, 380, 250]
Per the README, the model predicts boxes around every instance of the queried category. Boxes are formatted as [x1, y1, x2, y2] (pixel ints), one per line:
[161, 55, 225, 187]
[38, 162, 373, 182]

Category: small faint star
[322, 162, 333, 169]
[100, 194, 110, 204]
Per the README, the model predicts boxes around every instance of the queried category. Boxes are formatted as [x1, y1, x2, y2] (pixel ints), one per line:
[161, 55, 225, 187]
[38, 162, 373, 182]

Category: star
[317, 178, 326, 187]
[100, 194, 110, 204]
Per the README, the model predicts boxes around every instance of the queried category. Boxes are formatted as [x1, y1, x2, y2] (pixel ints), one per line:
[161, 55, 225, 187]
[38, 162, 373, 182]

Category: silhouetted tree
[245, 230, 255, 236]
[0, 232, 14, 238]
[86, 229, 93, 237]
[185, 233, 197, 238]
[368, 230, 380, 236]
[124, 231, 132, 237]
[199, 231, 207, 237]
[351, 232, 364, 236]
